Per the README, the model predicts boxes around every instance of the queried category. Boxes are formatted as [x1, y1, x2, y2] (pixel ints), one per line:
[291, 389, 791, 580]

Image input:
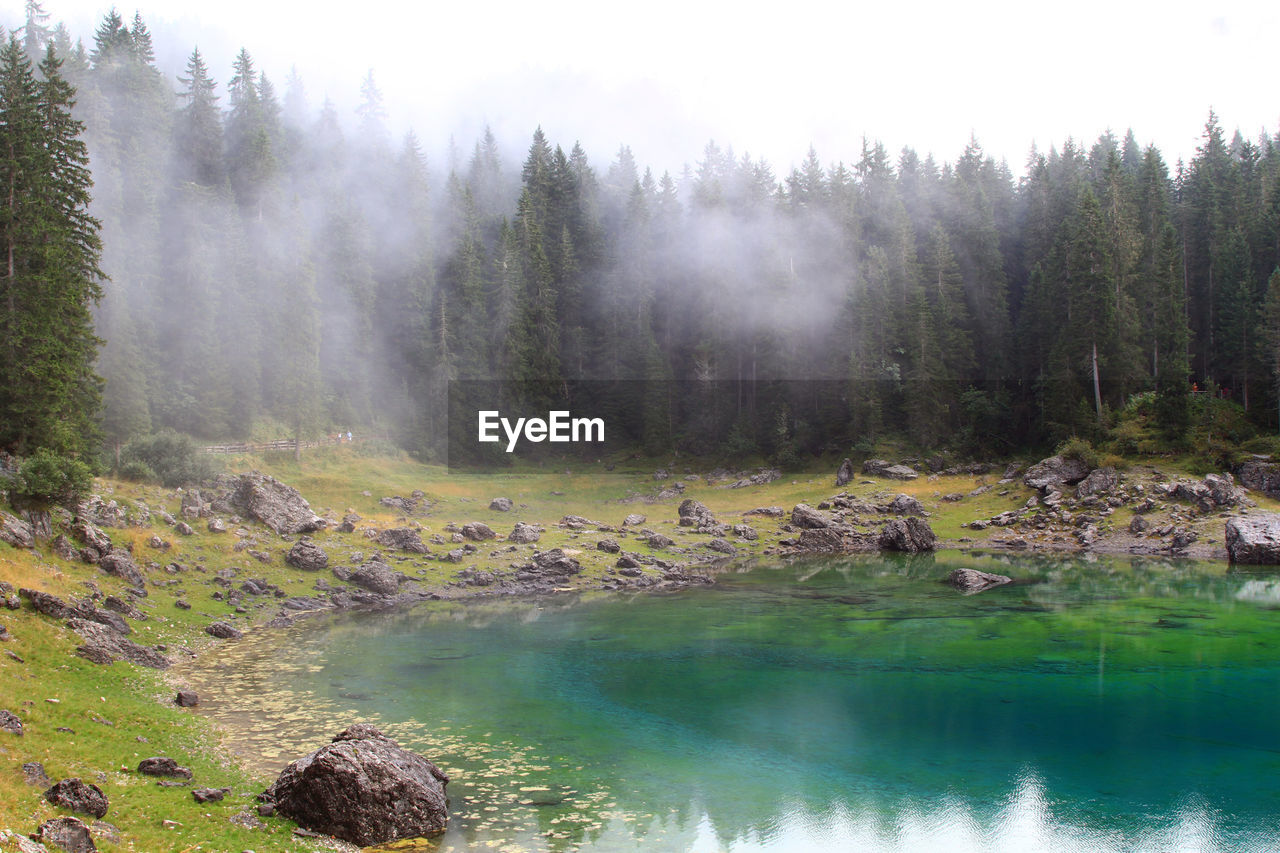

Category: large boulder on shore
[878, 517, 937, 553]
[261, 724, 449, 847]
[1024, 455, 1091, 491]
[229, 472, 325, 535]
[790, 504, 830, 529]
[350, 560, 400, 595]
[1226, 515, 1280, 565]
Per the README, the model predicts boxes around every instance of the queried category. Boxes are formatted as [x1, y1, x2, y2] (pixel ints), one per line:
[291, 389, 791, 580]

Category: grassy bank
[1, 447, 1274, 851]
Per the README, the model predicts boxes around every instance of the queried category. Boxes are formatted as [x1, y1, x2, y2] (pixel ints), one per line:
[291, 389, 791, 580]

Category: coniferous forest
[4, 4, 1280, 469]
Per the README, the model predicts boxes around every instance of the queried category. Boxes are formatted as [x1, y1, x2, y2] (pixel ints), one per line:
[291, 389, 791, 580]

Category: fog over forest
[3, 3, 1280, 468]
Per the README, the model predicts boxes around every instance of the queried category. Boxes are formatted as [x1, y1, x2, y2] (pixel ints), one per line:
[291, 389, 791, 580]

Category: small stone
[175, 691, 199, 707]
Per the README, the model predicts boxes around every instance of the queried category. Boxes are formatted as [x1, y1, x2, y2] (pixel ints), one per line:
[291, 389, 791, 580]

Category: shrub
[116, 459, 158, 483]
[120, 430, 214, 487]
[4, 448, 93, 507]
[1055, 436, 1100, 469]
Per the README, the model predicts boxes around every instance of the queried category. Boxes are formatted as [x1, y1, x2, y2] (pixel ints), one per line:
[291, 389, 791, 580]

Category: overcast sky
[3, 0, 1278, 177]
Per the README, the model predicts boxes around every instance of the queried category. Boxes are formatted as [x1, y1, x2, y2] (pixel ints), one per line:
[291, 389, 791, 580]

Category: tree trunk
[1092, 340, 1103, 423]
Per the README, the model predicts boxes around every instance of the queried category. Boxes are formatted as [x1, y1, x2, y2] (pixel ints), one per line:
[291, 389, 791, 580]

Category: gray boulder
[137, 757, 192, 779]
[862, 460, 918, 480]
[646, 533, 673, 549]
[884, 494, 925, 516]
[878, 517, 937, 553]
[0, 512, 34, 548]
[677, 499, 716, 528]
[706, 538, 736, 555]
[790, 504, 829, 529]
[488, 497, 514, 512]
[460, 522, 496, 542]
[525, 549, 581, 576]
[1024, 455, 1092, 490]
[35, 817, 96, 852]
[69, 619, 168, 669]
[44, 779, 109, 819]
[507, 522, 541, 544]
[1226, 515, 1280, 565]
[98, 549, 145, 589]
[229, 472, 325, 535]
[1, 709, 22, 735]
[621, 514, 647, 526]
[350, 561, 400, 595]
[375, 527, 430, 553]
[946, 568, 1011, 594]
[1237, 460, 1280, 499]
[286, 539, 329, 571]
[1075, 466, 1118, 498]
[260, 725, 448, 847]
[205, 621, 241, 640]
[835, 457, 855, 487]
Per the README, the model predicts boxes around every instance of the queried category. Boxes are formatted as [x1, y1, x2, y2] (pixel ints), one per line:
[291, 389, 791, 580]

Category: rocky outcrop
[1023, 455, 1091, 490]
[228, 472, 325, 534]
[790, 504, 829, 529]
[44, 779, 109, 819]
[521, 549, 582, 578]
[1226, 515, 1280, 565]
[726, 468, 781, 489]
[1237, 459, 1280, 498]
[375, 527, 430, 553]
[260, 724, 449, 846]
[946, 568, 1011, 594]
[835, 457, 855, 487]
[286, 539, 328, 571]
[1075, 466, 1118, 498]
[1169, 473, 1248, 513]
[69, 619, 168, 669]
[350, 561, 399, 595]
[0, 512, 34, 548]
[878, 517, 937, 553]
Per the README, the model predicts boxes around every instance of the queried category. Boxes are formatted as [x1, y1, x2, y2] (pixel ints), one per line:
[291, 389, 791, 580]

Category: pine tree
[0, 40, 104, 457]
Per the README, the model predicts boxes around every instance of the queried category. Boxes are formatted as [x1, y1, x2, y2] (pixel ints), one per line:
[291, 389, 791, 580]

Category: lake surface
[182, 552, 1280, 851]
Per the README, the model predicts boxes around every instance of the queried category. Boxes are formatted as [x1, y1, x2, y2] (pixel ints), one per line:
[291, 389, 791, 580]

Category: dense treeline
[4, 4, 1280, 467]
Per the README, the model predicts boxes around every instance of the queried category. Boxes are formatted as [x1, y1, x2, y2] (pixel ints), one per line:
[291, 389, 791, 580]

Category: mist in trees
[5, 3, 1280, 466]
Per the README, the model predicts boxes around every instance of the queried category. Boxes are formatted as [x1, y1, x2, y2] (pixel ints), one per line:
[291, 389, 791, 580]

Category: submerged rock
[260, 724, 449, 847]
[946, 568, 1012, 594]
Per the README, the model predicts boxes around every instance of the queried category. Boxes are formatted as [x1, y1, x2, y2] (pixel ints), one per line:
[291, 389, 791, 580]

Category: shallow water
[180, 552, 1280, 851]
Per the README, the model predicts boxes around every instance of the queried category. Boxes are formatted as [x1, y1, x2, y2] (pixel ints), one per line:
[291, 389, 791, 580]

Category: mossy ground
[1, 446, 1277, 851]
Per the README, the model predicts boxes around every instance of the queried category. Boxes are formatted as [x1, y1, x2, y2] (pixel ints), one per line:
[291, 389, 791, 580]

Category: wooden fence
[201, 435, 352, 455]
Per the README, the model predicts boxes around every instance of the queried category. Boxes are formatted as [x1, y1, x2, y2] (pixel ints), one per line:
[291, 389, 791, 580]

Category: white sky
[3, 0, 1278, 177]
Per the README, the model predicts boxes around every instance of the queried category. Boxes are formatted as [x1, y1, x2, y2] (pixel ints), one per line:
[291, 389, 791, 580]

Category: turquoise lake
[183, 552, 1280, 851]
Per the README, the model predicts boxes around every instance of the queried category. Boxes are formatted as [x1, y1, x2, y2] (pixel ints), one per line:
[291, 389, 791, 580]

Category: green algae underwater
[178, 552, 1280, 852]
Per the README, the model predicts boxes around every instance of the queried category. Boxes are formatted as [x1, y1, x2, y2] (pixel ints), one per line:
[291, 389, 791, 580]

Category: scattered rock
[677, 499, 716, 528]
[1129, 516, 1149, 535]
[23, 762, 51, 786]
[1226, 515, 1280, 565]
[35, 817, 96, 852]
[835, 457, 855, 487]
[488, 497, 514, 512]
[646, 533, 673, 549]
[205, 622, 241, 640]
[260, 724, 449, 847]
[706, 538, 736, 555]
[726, 468, 781, 488]
[0, 512, 34, 548]
[790, 504, 829, 529]
[621, 514, 647, 526]
[732, 524, 758, 540]
[1, 709, 22, 735]
[173, 521, 194, 536]
[175, 691, 199, 707]
[21, 588, 74, 620]
[616, 554, 641, 569]
[596, 539, 620, 554]
[285, 539, 329, 571]
[744, 506, 784, 517]
[946, 568, 1012, 594]
[878, 517, 937, 553]
[137, 757, 192, 780]
[206, 518, 227, 534]
[97, 550, 145, 590]
[1236, 459, 1280, 498]
[193, 787, 229, 804]
[507, 522, 541, 544]
[44, 779, 109, 819]
[524, 549, 582, 576]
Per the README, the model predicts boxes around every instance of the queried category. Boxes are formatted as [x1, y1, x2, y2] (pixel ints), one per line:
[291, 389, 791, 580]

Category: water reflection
[177, 554, 1280, 851]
